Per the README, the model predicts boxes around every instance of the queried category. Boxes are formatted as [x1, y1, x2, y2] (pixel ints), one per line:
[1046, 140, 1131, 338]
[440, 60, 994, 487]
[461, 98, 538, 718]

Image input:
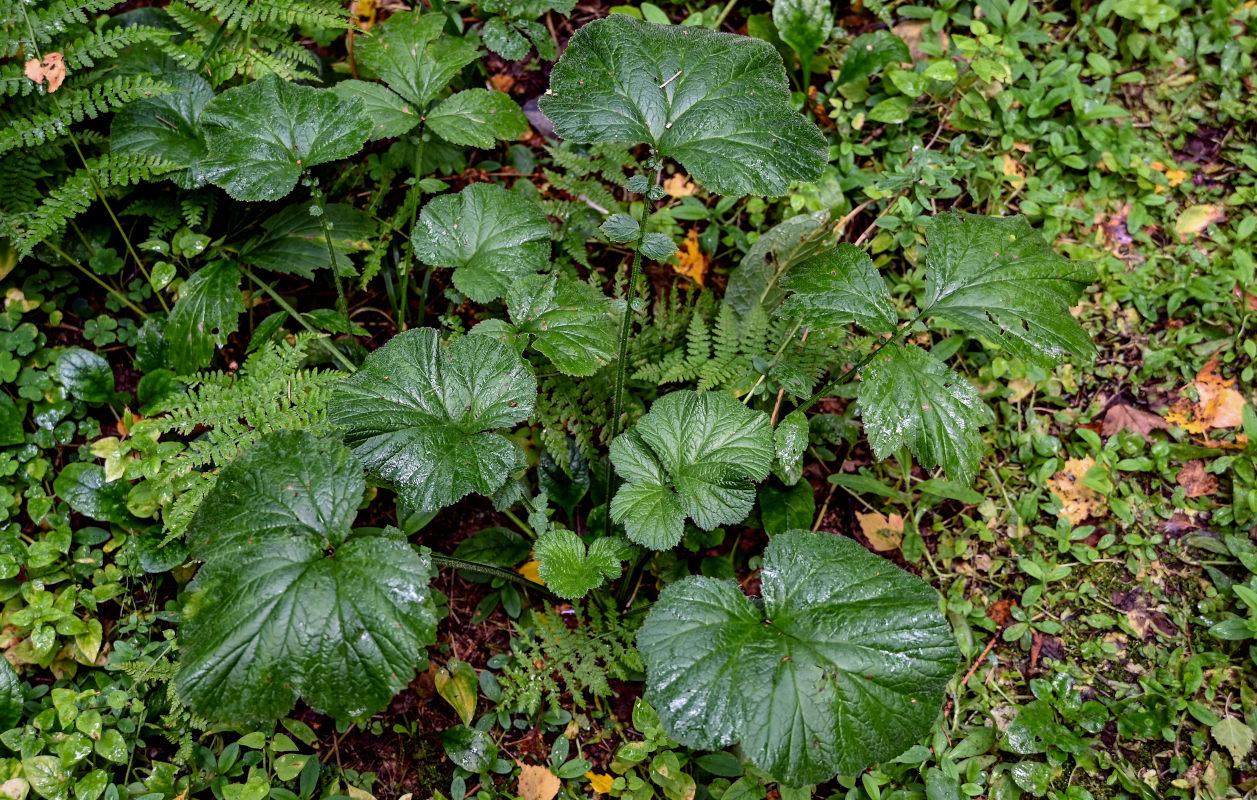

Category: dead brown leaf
[1177, 460, 1218, 498]
[986, 598, 1015, 627]
[1048, 456, 1105, 525]
[490, 74, 515, 93]
[673, 229, 707, 287]
[1102, 403, 1169, 437]
[24, 52, 65, 93]
[517, 765, 561, 800]
[1165, 355, 1248, 433]
[663, 173, 696, 198]
[856, 511, 904, 552]
[1001, 153, 1025, 190]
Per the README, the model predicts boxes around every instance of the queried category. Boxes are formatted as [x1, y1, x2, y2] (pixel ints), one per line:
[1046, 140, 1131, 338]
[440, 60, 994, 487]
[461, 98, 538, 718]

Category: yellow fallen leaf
[586, 773, 615, 794]
[856, 511, 904, 552]
[663, 173, 696, 197]
[1048, 456, 1105, 526]
[350, 0, 376, 30]
[1175, 204, 1225, 240]
[1165, 168, 1187, 187]
[346, 785, 375, 800]
[25, 52, 65, 92]
[673, 229, 707, 287]
[1001, 153, 1025, 190]
[518, 765, 561, 800]
[1165, 355, 1248, 434]
[517, 560, 544, 584]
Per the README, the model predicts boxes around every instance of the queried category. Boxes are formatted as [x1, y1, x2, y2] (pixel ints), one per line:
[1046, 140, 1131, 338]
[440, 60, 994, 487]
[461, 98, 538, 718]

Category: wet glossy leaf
[601, 213, 641, 242]
[639, 233, 676, 261]
[166, 259, 243, 374]
[857, 344, 994, 485]
[53, 464, 136, 526]
[773, 410, 809, 485]
[638, 530, 959, 786]
[0, 656, 21, 731]
[357, 11, 480, 108]
[610, 391, 773, 549]
[534, 529, 629, 599]
[427, 89, 528, 149]
[778, 243, 898, 333]
[110, 71, 213, 189]
[836, 30, 910, 85]
[176, 431, 437, 723]
[412, 183, 550, 303]
[435, 658, 478, 725]
[773, 0, 832, 60]
[486, 273, 616, 377]
[332, 80, 421, 141]
[541, 15, 827, 196]
[441, 725, 497, 772]
[201, 73, 371, 202]
[922, 213, 1096, 366]
[56, 348, 114, 403]
[239, 203, 377, 279]
[328, 328, 536, 512]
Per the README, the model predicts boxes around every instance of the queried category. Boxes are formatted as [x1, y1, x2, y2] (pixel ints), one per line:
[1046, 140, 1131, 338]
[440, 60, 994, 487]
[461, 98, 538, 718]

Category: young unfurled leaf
[773, 0, 832, 63]
[328, 328, 536, 512]
[540, 15, 827, 196]
[857, 344, 994, 485]
[166, 259, 243, 373]
[638, 530, 959, 787]
[357, 10, 480, 109]
[110, 71, 213, 189]
[412, 183, 551, 303]
[778, 243, 898, 333]
[476, 273, 616, 377]
[426, 89, 528, 149]
[534, 529, 629, 599]
[610, 391, 773, 549]
[239, 203, 377, 279]
[176, 431, 438, 723]
[836, 30, 911, 85]
[921, 213, 1096, 366]
[201, 73, 371, 202]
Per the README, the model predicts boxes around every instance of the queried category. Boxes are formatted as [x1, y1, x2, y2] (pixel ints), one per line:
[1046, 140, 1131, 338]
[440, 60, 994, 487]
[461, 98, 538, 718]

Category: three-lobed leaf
[357, 11, 480, 109]
[540, 15, 827, 196]
[610, 390, 773, 549]
[201, 73, 371, 202]
[328, 328, 536, 512]
[412, 182, 551, 303]
[857, 344, 994, 485]
[176, 431, 438, 723]
[534, 529, 630, 599]
[638, 530, 959, 787]
[921, 213, 1096, 366]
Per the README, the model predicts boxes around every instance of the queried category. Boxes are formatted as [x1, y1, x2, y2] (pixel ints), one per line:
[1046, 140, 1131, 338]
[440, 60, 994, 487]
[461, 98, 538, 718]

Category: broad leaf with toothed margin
[426, 89, 528, 149]
[110, 71, 213, 189]
[778, 243, 898, 333]
[356, 11, 480, 109]
[773, 0, 832, 62]
[166, 259, 243, 374]
[412, 183, 551, 303]
[921, 213, 1096, 366]
[857, 344, 994, 485]
[200, 73, 371, 202]
[610, 391, 772, 549]
[175, 431, 437, 723]
[638, 530, 959, 787]
[475, 273, 615, 377]
[540, 15, 827, 196]
[328, 328, 536, 512]
[534, 529, 630, 599]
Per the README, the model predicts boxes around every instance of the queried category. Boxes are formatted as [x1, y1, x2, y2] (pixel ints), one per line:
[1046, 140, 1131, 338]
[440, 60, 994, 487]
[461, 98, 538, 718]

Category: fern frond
[61, 26, 172, 72]
[11, 153, 179, 256]
[186, 0, 349, 30]
[0, 76, 175, 155]
[0, 0, 120, 58]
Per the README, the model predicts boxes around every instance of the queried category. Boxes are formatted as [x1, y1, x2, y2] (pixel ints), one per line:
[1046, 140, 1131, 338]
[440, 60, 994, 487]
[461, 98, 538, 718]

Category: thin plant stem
[793, 314, 920, 416]
[401, 123, 427, 330]
[712, 0, 739, 29]
[45, 242, 148, 318]
[311, 183, 349, 325]
[243, 266, 358, 373]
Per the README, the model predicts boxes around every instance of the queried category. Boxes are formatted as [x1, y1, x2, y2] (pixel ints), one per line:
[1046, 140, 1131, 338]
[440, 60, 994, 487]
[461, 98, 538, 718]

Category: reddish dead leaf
[25, 52, 65, 93]
[856, 511, 904, 552]
[673, 229, 708, 288]
[1233, 286, 1257, 312]
[1113, 588, 1177, 640]
[1177, 460, 1218, 498]
[1165, 355, 1248, 433]
[1048, 456, 1105, 525]
[1102, 403, 1169, 437]
[986, 598, 1015, 627]
[1098, 202, 1133, 254]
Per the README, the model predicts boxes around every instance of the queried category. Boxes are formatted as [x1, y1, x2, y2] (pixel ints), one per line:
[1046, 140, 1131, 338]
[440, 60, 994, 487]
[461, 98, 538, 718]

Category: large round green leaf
[176, 431, 437, 723]
[539, 15, 827, 196]
[638, 531, 959, 787]
[327, 328, 536, 512]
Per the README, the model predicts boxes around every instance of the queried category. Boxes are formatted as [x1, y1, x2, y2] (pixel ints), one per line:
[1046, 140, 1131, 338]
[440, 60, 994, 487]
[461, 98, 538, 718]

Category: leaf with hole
[412, 183, 551, 303]
[328, 328, 536, 512]
[540, 15, 827, 196]
[165, 259, 243, 374]
[638, 530, 959, 786]
[610, 390, 773, 549]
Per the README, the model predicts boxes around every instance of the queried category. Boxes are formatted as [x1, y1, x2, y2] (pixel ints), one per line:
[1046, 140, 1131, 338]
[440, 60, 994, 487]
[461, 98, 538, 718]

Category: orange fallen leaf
[25, 52, 65, 93]
[1102, 403, 1169, 437]
[518, 765, 561, 800]
[856, 511, 904, 552]
[1165, 168, 1187, 187]
[673, 229, 707, 287]
[1048, 456, 1105, 526]
[1177, 460, 1218, 498]
[1164, 355, 1248, 434]
[664, 173, 696, 197]
[491, 74, 515, 93]
[585, 773, 614, 794]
